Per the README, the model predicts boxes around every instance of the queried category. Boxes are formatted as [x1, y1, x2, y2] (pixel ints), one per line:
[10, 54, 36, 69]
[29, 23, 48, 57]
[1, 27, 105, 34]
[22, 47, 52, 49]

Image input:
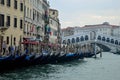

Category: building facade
[49, 9, 60, 43]
[0, 0, 60, 53]
[62, 22, 120, 44]
[112, 25, 120, 37]
[24, 0, 48, 41]
[0, 0, 24, 52]
[42, 0, 50, 43]
[24, 0, 34, 39]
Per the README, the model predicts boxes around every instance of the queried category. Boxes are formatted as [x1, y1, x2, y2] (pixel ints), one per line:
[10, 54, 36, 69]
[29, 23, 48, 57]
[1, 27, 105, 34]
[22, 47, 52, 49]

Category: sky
[48, 0, 120, 28]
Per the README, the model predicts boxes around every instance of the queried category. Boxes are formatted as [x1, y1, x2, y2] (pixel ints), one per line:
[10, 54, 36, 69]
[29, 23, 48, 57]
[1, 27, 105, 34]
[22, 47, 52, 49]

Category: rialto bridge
[62, 32, 120, 52]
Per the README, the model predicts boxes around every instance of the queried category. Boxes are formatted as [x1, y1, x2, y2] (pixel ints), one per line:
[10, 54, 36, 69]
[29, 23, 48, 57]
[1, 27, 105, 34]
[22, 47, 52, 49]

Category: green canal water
[0, 52, 120, 80]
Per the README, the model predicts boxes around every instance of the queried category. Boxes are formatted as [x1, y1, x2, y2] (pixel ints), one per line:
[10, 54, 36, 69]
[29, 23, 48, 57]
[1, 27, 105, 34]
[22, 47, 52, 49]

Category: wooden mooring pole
[100, 49, 102, 58]
[94, 43, 97, 58]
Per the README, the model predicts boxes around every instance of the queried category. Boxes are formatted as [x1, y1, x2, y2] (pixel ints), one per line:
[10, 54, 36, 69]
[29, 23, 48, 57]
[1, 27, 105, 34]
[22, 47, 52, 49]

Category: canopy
[21, 37, 42, 45]
[21, 41, 39, 45]
[39, 42, 47, 46]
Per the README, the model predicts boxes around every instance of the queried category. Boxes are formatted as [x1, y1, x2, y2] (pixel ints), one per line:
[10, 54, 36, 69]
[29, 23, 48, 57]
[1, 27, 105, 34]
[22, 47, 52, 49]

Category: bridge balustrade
[62, 34, 120, 50]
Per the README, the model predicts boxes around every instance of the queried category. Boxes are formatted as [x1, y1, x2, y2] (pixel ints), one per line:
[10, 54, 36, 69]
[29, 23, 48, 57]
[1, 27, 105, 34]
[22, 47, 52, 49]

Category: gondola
[0, 55, 13, 61]
[39, 53, 51, 64]
[13, 53, 27, 66]
[31, 53, 43, 65]
[65, 53, 75, 61]
[45, 52, 60, 64]
[0, 50, 86, 72]
[0, 55, 14, 71]
[56, 53, 67, 63]
[64, 52, 84, 61]
[24, 54, 36, 66]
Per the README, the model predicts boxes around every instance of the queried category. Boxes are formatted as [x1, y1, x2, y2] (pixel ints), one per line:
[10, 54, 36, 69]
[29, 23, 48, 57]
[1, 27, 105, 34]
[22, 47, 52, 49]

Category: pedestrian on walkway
[2, 41, 7, 55]
[8, 45, 11, 54]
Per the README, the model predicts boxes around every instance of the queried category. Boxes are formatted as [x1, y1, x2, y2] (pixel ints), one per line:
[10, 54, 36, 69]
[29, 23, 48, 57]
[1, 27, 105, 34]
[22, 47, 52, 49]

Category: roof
[49, 8, 58, 12]
[62, 27, 74, 31]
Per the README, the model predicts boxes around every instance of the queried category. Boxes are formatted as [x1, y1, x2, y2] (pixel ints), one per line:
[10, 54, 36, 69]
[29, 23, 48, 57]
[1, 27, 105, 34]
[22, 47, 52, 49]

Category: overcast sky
[48, 0, 120, 28]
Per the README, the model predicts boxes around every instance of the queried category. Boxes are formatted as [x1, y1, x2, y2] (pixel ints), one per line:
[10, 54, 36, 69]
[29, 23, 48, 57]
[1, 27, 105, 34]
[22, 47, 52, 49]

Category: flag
[48, 27, 51, 33]
[50, 32, 52, 35]
[36, 26, 40, 31]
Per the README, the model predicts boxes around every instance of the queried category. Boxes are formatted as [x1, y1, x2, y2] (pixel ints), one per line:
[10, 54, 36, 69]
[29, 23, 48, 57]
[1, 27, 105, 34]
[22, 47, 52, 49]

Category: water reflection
[0, 52, 120, 80]
[0, 59, 86, 80]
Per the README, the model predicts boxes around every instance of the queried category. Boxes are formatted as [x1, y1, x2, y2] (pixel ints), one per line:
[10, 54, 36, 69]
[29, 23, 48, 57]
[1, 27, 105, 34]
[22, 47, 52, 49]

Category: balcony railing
[0, 22, 10, 30]
[25, 17, 32, 23]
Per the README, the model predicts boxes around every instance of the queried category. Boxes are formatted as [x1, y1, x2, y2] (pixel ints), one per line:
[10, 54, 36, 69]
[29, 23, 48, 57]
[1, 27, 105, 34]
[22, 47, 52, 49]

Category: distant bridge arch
[80, 36, 84, 41]
[76, 37, 80, 43]
[85, 35, 89, 41]
[62, 32, 120, 51]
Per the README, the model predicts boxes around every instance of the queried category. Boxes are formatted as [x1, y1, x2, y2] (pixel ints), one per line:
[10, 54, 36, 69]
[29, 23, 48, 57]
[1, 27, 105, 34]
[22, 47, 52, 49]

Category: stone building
[62, 22, 120, 44]
[0, 0, 61, 53]
[24, 0, 46, 41]
[49, 8, 60, 43]
[0, 0, 24, 52]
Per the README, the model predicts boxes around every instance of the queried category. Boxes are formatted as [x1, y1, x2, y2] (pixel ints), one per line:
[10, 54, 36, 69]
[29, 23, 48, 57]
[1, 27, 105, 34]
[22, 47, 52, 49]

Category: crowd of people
[0, 41, 20, 56]
[0, 41, 97, 57]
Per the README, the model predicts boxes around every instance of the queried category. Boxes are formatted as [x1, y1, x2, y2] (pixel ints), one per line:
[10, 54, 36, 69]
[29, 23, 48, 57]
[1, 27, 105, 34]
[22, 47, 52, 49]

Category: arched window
[85, 35, 89, 40]
[80, 36, 84, 41]
[115, 40, 118, 45]
[67, 39, 71, 44]
[111, 39, 114, 44]
[63, 40, 66, 44]
[106, 38, 110, 42]
[76, 37, 79, 43]
[72, 38, 75, 43]
[102, 37, 105, 41]
[97, 36, 101, 40]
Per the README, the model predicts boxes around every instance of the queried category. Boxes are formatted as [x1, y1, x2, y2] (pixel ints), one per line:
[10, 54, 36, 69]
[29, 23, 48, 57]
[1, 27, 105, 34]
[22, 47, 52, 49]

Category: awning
[36, 38, 43, 41]
[48, 43, 60, 47]
[21, 41, 39, 45]
[39, 42, 46, 46]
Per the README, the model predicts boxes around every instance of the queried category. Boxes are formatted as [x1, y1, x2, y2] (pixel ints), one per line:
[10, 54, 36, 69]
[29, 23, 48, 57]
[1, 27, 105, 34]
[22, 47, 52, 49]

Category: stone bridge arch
[89, 31, 111, 51]
[90, 31, 96, 40]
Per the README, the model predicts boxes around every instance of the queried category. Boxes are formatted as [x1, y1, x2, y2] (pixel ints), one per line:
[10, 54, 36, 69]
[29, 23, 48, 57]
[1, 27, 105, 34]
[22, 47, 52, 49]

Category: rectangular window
[30, 9, 31, 18]
[20, 3, 23, 11]
[7, 0, 11, 7]
[53, 11, 55, 15]
[7, 16, 10, 26]
[27, 8, 29, 17]
[14, 37, 16, 45]
[37, 12, 39, 21]
[14, 18, 17, 27]
[6, 36, 9, 44]
[14, 0, 17, 9]
[20, 19, 23, 29]
[0, 14, 4, 27]
[33, 9, 35, 20]
[23, 24, 26, 33]
[0, 0, 4, 5]
[24, 6, 26, 17]
[27, 24, 28, 34]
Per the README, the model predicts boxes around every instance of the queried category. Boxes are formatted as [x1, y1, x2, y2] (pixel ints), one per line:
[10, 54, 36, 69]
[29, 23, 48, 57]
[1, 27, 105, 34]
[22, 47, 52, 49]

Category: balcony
[25, 17, 32, 23]
[0, 23, 10, 30]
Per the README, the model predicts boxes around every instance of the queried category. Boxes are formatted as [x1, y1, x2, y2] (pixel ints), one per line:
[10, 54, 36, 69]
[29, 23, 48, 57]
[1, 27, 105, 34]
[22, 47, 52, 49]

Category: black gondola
[13, 54, 27, 66]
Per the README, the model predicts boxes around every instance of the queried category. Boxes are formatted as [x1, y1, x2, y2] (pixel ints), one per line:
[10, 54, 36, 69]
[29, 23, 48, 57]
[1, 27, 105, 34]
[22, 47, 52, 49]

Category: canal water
[0, 52, 120, 80]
